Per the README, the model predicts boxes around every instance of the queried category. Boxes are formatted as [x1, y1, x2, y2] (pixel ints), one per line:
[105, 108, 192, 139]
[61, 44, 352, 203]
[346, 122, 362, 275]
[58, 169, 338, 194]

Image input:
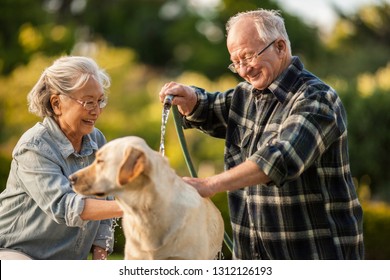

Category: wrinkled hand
[159, 81, 198, 116]
[92, 245, 108, 260]
[182, 177, 216, 198]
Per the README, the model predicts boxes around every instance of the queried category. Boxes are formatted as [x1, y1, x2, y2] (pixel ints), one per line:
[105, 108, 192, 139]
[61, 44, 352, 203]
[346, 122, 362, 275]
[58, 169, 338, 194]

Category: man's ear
[276, 39, 286, 55]
[117, 147, 147, 186]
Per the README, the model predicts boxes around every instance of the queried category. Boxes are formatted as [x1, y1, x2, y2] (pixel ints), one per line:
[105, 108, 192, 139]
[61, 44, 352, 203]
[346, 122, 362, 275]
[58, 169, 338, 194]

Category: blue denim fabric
[0, 117, 114, 259]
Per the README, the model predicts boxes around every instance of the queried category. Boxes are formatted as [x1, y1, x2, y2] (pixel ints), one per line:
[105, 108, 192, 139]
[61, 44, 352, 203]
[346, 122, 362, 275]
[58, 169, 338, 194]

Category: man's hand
[183, 177, 216, 198]
[159, 82, 198, 116]
[183, 160, 271, 198]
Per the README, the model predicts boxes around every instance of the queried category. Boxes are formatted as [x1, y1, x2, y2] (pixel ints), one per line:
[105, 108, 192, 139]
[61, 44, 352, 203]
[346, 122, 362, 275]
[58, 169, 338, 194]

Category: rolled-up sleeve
[93, 218, 114, 253]
[183, 86, 233, 139]
[249, 90, 343, 186]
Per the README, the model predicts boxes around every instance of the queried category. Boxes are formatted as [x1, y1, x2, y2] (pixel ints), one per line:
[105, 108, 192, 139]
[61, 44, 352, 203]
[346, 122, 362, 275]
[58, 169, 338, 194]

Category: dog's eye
[96, 159, 104, 164]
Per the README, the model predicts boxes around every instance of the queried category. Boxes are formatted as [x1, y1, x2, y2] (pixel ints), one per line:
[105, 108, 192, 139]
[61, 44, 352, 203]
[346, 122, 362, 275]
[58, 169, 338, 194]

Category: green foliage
[322, 3, 390, 79]
[0, 0, 328, 80]
[341, 85, 390, 200]
[0, 153, 11, 188]
[362, 201, 390, 259]
[0, 0, 76, 74]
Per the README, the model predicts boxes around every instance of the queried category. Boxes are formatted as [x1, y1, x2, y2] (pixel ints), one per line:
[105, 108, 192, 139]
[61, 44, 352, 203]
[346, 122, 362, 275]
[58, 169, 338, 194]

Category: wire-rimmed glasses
[59, 94, 107, 111]
[228, 40, 276, 73]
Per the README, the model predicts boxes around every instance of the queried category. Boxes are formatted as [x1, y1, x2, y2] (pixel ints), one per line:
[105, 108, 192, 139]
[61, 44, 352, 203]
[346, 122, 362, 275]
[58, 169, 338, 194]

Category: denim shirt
[0, 117, 114, 259]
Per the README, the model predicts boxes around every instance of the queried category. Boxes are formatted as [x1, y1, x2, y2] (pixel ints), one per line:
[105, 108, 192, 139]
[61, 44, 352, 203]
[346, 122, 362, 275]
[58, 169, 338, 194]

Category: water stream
[159, 95, 174, 156]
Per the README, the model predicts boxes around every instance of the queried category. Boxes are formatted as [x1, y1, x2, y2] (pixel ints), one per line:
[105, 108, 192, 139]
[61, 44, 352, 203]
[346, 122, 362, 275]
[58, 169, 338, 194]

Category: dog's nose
[69, 174, 77, 186]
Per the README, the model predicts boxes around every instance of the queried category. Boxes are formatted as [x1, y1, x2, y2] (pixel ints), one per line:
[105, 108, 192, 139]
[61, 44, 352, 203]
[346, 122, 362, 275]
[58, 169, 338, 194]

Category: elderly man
[159, 9, 364, 259]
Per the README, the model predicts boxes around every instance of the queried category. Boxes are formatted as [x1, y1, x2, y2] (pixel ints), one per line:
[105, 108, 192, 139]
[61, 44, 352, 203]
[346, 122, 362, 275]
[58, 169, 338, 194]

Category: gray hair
[27, 56, 111, 118]
[226, 9, 291, 54]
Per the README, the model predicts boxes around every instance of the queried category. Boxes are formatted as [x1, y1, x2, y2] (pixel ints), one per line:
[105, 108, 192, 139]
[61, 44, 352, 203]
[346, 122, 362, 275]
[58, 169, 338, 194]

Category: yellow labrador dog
[70, 136, 224, 260]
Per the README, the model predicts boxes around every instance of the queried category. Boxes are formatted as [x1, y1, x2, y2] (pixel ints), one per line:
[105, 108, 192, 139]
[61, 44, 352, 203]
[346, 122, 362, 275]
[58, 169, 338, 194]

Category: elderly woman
[0, 56, 123, 260]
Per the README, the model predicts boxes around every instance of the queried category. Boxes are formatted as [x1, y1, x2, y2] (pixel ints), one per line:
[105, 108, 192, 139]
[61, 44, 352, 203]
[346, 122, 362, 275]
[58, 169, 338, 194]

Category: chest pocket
[231, 125, 253, 149]
[226, 125, 254, 166]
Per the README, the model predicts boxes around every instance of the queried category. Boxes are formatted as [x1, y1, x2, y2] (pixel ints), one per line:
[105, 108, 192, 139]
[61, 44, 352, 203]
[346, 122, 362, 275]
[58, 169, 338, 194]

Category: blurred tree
[323, 2, 390, 79]
[0, 0, 76, 75]
[341, 63, 390, 200]
[78, 0, 325, 79]
[0, 0, 325, 79]
[77, 0, 234, 78]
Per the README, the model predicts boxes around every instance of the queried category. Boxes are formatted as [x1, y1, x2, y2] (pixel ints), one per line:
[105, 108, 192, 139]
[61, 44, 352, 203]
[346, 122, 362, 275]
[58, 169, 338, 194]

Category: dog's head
[70, 136, 155, 197]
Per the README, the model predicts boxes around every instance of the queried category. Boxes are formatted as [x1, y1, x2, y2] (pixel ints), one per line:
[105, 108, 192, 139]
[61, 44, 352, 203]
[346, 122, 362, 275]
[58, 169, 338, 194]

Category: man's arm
[183, 160, 270, 197]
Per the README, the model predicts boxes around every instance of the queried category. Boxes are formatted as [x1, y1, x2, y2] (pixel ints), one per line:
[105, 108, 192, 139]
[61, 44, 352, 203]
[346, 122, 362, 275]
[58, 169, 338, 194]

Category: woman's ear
[50, 95, 62, 115]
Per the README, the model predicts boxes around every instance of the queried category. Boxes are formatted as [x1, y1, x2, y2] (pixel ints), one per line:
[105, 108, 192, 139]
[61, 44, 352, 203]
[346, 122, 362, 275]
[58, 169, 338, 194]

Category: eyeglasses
[228, 40, 276, 73]
[59, 94, 107, 111]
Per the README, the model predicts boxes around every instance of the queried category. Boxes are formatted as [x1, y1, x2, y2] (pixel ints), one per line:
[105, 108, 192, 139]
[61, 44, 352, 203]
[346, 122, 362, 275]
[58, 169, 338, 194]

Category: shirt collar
[43, 117, 98, 158]
[266, 56, 303, 104]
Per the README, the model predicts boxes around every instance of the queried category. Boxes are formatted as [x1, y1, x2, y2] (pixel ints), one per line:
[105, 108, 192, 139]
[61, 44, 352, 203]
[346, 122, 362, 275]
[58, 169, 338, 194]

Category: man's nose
[238, 64, 252, 75]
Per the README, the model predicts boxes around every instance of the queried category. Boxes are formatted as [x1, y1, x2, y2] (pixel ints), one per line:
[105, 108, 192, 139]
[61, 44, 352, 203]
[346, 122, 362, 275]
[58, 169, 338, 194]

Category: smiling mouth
[83, 119, 96, 125]
[249, 72, 261, 80]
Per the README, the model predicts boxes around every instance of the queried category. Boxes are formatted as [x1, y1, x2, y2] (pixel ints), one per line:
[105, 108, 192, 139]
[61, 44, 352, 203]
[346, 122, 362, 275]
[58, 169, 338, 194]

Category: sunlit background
[1, 0, 390, 259]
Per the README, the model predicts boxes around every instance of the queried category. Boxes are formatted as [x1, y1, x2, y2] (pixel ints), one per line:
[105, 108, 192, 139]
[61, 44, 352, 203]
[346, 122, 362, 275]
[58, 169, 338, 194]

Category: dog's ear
[117, 147, 147, 186]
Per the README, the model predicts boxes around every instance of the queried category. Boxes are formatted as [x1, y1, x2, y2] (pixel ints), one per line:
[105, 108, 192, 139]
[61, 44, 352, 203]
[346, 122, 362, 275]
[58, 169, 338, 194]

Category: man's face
[227, 19, 284, 90]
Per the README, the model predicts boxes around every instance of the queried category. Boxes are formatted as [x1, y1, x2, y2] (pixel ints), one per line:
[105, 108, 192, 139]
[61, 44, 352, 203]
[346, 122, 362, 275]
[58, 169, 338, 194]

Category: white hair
[27, 56, 111, 118]
[226, 9, 291, 54]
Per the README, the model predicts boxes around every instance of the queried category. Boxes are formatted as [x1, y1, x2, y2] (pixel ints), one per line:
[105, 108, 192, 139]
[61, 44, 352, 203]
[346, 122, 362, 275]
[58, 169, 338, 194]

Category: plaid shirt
[183, 57, 364, 259]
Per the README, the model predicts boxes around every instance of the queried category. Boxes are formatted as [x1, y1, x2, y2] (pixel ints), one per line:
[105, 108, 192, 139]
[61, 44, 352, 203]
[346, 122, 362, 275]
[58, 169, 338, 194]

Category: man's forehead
[227, 20, 262, 52]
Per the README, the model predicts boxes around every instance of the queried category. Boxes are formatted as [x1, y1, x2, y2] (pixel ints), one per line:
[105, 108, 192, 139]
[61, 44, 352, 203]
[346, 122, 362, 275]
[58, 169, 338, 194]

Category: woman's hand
[92, 245, 108, 260]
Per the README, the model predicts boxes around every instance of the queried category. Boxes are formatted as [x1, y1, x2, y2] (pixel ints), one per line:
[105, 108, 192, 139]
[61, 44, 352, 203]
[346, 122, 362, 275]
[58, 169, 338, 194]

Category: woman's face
[52, 77, 105, 146]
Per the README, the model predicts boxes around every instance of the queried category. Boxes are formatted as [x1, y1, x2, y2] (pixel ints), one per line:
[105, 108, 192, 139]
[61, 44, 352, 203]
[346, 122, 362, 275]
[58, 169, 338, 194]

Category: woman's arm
[80, 199, 123, 221]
